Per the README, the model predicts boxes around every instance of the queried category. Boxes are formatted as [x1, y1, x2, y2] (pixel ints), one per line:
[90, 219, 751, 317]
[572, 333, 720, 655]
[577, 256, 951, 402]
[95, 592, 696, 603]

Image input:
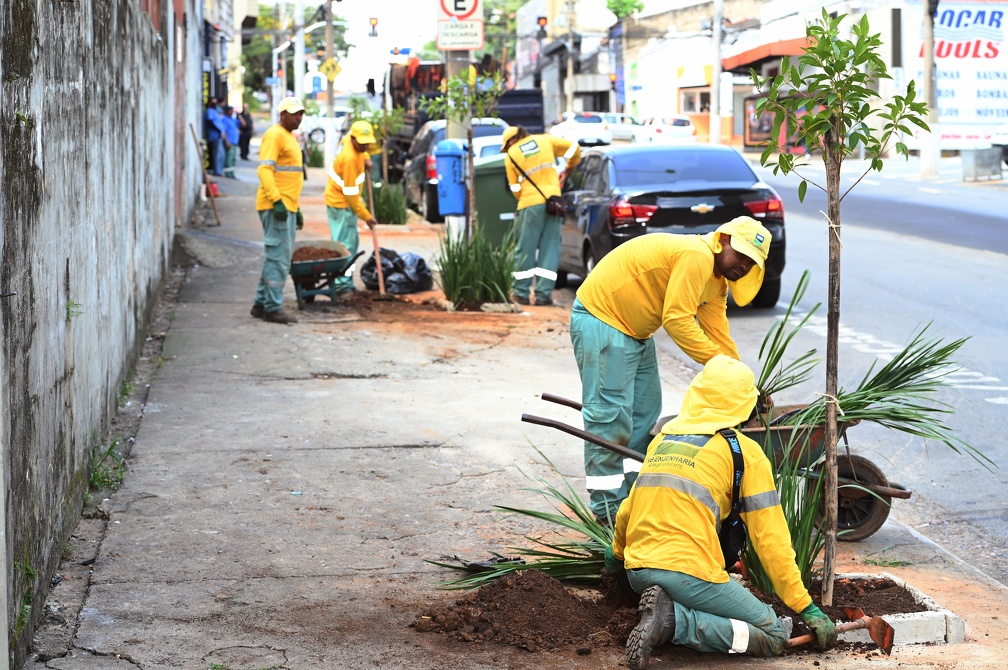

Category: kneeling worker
[606, 355, 837, 669]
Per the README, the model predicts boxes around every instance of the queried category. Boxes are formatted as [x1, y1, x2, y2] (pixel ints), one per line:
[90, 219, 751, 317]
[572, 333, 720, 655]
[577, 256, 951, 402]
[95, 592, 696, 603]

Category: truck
[381, 58, 545, 184]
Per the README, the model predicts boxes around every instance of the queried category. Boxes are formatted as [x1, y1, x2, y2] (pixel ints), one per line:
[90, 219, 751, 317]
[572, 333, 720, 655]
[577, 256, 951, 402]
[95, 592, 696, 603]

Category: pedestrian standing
[204, 98, 225, 176]
[324, 121, 380, 296]
[502, 125, 581, 306]
[221, 106, 240, 178]
[570, 217, 772, 523]
[607, 356, 837, 669]
[250, 97, 305, 325]
[238, 103, 254, 161]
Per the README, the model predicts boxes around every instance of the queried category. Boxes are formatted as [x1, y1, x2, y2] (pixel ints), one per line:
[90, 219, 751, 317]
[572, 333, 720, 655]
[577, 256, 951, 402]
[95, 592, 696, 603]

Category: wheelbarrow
[523, 394, 912, 542]
[289, 241, 364, 310]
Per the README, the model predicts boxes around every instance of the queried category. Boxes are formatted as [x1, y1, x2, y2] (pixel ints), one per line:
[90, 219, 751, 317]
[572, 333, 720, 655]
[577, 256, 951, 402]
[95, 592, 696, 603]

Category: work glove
[603, 545, 624, 575]
[273, 200, 288, 219]
[800, 603, 838, 650]
[296, 210, 304, 230]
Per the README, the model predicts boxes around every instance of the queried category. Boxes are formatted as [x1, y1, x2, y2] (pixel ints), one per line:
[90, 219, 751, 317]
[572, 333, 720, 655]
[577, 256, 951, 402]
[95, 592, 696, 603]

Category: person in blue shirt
[221, 106, 240, 178]
[204, 98, 226, 176]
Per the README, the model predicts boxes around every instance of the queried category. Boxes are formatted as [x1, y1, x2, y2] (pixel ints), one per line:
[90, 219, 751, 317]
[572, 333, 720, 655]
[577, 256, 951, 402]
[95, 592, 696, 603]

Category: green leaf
[798, 179, 808, 202]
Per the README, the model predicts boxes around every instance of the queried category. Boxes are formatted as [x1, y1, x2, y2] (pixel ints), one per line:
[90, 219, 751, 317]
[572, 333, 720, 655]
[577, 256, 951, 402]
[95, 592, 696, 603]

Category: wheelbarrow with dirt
[289, 241, 364, 309]
[522, 394, 912, 542]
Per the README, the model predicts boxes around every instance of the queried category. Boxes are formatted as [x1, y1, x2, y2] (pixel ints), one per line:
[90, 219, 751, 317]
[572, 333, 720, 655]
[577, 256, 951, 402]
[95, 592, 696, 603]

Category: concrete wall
[0, 0, 197, 663]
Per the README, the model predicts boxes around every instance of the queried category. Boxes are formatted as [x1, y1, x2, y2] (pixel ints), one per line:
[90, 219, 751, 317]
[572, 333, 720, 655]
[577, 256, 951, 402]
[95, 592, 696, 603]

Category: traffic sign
[319, 57, 342, 82]
[437, 0, 483, 50]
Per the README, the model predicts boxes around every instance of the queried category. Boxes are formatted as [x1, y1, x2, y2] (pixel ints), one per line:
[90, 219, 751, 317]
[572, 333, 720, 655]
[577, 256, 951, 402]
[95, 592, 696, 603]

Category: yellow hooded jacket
[504, 134, 581, 210]
[325, 137, 373, 221]
[256, 123, 304, 212]
[575, 233, 739, 364]
[611, 355, 814, 615]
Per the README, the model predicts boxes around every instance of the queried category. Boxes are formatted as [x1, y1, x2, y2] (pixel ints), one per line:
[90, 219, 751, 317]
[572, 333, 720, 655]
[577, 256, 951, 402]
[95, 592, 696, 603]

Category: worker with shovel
[605, 355, 837, 669]
[571, 216, 771, 524]
[324, 120, 380, 297]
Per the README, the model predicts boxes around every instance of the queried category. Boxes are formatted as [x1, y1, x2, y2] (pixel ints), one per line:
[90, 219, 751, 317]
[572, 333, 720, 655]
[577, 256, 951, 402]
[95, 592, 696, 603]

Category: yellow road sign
[319, 58, 342, 82]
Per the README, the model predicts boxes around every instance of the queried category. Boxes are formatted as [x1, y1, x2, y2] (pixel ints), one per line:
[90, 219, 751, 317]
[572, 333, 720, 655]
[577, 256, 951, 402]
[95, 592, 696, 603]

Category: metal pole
[271, 35, 280, 126]
[565, 0, 575, 114]
[921, 2, 940, 178]
[294, 0, 305, 101]
[709, 0, 723, 144]
[324, 2, 336, 169]
[0, 344, 9, 669]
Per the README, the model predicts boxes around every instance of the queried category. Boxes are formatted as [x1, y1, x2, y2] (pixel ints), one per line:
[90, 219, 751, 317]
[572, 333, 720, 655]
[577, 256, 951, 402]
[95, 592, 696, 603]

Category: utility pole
[921, 0, 940, 177]
[294, 0, 305, 100]
[324, 0, 336, 168]
[709, 0, 723, 144]
[566, 0, 575, 114]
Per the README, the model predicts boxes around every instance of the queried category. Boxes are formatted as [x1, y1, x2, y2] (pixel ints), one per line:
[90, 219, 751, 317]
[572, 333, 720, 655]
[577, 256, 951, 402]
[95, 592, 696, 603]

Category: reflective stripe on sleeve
[355, 172, 366, 185]
[275, 165, 302, 172]
[729, 619, 749, 653]
[741, 490, 780, 514]
[259, 160, 277, 167]
[586, 474, 625, 491]
[564, 144, 578, 159]
[329, 167, 341, 184]
[634, 472, 721, 527]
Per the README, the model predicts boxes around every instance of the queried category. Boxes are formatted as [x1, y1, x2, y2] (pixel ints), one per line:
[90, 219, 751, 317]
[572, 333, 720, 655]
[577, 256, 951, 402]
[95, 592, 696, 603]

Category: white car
[470, 135, 505, 161]
[603, 113, 647, 142]
[549, 112, 613, 146]
[301, 105, 352, 144]
[991, 122, 1008, 166]
[640, 115, 698, 144]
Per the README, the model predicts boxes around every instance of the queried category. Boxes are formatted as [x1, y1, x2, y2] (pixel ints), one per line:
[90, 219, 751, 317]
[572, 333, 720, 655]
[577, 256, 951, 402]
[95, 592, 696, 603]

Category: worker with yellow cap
[324, 120, 380, 296]
[251, 96, 305, 325]
[570, 217, 772, 523]
[606, 355, 837, 668]
[502, 125, 581, 306]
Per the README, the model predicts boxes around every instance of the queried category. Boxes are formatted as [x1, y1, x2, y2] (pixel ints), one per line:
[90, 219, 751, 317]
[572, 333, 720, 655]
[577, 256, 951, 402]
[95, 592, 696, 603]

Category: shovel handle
[366, 172, 386, 296]
[541, 392, 582, 411]
[786, 616, 871, 648]
[521, 414, 644, 463]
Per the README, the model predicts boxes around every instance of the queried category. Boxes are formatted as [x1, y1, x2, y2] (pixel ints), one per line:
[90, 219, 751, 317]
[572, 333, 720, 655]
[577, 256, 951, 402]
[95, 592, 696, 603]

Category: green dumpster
[473, 153, 517, 248]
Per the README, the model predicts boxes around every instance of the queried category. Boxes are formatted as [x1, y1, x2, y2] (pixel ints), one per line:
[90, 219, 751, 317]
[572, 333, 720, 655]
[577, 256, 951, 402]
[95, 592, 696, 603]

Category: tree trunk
[466, 125, 476, 239]
[381, 116, 389, 185]
[821, 121, 843, 607]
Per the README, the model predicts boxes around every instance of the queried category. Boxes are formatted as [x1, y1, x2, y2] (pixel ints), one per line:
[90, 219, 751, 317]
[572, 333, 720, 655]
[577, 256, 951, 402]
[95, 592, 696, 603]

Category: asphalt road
[655, 157, 1008, 585]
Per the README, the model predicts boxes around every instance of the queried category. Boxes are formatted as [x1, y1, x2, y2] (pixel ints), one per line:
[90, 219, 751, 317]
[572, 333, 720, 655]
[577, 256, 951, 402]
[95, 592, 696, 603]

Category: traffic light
[369, 17, 378, 37]
[537, 16, 547, 37]
[609, 73, 617, 91]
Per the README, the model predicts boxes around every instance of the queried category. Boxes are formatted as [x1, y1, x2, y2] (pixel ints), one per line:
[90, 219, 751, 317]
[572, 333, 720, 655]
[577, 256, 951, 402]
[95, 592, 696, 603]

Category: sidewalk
[23, 160, 1008, 669]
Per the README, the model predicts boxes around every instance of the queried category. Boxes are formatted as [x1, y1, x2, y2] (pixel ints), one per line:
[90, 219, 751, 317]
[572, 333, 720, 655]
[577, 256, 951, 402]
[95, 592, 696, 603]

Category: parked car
[640, 115, 698, 144]
[470, 135, 505, 160]
[401, 118, 510, 222]
[603, 113, 647, 142]
[549, 111, 613, 146]
[300, 105, 352, 144]
[991, 122, 1008, 166]
[556, 144, 785, 308]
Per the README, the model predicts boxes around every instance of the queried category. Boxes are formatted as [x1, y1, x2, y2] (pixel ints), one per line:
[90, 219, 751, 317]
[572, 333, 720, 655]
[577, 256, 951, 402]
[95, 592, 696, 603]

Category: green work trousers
[570, 299, 661, 521]
[326, 206, 359, 293]
[223, 145, 237, 177]
[512, 203, 560, 303]
[254, 208, 297, 312]
[627, 568, 789, 657]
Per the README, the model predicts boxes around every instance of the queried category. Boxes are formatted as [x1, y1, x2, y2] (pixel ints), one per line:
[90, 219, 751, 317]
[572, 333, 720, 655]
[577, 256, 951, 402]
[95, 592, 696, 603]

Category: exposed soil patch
[414, 569, 927, 657]
[292, 244, 348, 262]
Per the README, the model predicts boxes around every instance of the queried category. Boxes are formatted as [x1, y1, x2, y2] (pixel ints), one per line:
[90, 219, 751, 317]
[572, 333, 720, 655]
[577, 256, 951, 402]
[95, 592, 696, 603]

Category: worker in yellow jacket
[502, 126, 581, 306]
[570, 217, 771, 523]
[251, 97, 305, 324]
[607, 356, 837, 668]
[325, 120, 380, 295]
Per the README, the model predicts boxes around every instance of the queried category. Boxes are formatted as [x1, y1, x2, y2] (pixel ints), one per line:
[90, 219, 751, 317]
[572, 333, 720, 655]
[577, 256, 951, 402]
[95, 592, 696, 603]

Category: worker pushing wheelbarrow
[522, 392, 911, 542]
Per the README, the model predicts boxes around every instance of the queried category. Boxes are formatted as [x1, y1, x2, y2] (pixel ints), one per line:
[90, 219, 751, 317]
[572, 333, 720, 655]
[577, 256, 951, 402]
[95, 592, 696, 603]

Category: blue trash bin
[435, 140, 466, 216]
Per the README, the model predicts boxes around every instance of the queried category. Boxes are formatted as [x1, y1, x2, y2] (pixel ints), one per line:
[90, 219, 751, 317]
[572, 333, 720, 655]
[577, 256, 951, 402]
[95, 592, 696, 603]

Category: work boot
[627, 585, 676, 670]
[262, 308, 298, 324]
[250, 304, 264, 319]
[512, 294, 530, 305]
[536, 296, 555, 306]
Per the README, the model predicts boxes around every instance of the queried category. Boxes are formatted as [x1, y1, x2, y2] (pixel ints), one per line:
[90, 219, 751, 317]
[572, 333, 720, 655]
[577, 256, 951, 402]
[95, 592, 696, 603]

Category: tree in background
[750, 10, 929, 605]
[607, 0, 644, 19]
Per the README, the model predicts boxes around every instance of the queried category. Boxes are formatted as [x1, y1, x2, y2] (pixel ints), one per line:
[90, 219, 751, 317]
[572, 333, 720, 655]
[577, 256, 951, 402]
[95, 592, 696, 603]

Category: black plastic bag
[361, 247, 433, 294]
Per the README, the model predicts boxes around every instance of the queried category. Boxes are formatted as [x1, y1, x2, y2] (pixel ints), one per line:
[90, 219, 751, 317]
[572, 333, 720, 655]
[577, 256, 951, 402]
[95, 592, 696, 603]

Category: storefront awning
[722, 38, 810, 74]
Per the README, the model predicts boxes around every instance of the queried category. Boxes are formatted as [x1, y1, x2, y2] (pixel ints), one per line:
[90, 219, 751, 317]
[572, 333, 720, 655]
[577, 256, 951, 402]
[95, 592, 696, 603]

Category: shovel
[786, 606, 895, 655]
[365, 170, 389, 299]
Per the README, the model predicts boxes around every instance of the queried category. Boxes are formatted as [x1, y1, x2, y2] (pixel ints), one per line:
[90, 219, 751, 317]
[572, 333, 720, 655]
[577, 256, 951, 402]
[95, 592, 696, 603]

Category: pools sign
[907, 0, 1008, 148]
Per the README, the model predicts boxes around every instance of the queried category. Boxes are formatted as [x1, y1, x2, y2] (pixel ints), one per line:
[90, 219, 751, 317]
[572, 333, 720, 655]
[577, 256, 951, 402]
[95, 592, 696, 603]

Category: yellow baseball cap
[350, 120, 377, 144]
[500, 126, 519, 150]
[708, 216, 772, 306]
[277, 97, 305, 115]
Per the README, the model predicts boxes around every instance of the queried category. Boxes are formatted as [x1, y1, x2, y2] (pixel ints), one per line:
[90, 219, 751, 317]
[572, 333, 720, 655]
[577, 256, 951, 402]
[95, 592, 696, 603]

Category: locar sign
[437, 0, 484, 50]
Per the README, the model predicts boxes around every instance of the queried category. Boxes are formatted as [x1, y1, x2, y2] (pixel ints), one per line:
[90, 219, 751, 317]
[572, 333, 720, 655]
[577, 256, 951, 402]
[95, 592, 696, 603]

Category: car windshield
[573, 115, 603, 124]
[663, 118, 692, 127]
[613, 150, 756, 186]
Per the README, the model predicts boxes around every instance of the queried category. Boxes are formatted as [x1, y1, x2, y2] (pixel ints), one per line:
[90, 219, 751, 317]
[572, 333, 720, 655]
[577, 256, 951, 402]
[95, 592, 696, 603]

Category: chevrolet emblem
[690, 203, 715, 214]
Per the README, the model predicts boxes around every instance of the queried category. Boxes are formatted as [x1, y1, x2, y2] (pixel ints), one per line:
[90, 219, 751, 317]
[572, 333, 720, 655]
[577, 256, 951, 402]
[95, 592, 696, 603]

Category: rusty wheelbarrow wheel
[816, 455, 892, 542]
